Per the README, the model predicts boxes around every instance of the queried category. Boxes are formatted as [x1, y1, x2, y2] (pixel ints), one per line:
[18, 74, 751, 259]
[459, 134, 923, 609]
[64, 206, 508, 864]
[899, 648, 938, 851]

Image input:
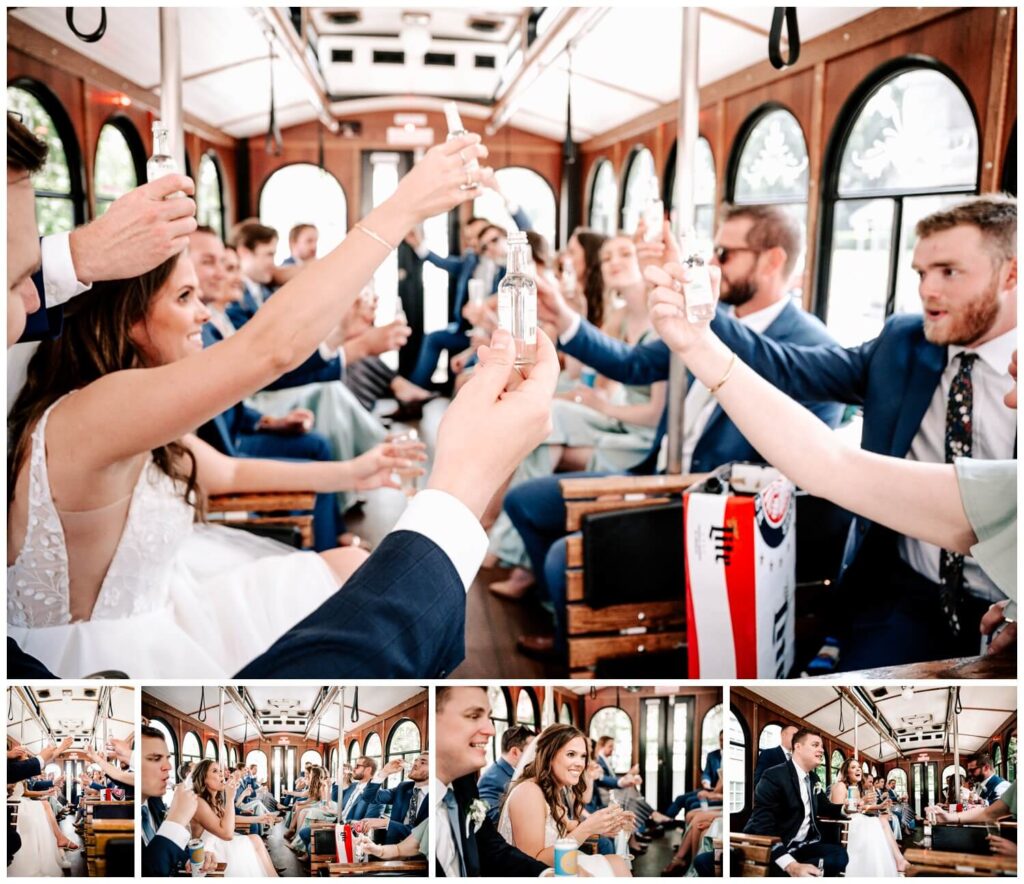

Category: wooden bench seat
[325, 858, 428, 876]
[905, 847, 1017, 877]
[207, 491, 317, 549]
[731, 832, 780, 877]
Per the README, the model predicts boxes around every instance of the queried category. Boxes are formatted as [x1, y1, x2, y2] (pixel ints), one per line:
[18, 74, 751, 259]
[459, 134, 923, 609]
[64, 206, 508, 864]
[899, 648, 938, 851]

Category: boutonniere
[812, 782, 823, 796]
[466, 799, 488, 838]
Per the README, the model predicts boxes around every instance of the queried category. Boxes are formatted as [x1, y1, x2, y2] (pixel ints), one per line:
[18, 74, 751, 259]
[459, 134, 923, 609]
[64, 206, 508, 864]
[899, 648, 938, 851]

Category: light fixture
[902, 686, 914, 701]
[400, 11, 431, 60]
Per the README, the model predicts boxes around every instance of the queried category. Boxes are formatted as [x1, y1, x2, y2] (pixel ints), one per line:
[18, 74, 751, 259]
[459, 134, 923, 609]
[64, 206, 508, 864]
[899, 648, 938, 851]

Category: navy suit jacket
[20, 266, 65, 342]
[10, 529, 468, 679]
[142, 796, 189, 877]
[476, 758, 515, 822]
[561, 301, 843, 475]
[753, 746, 789, 788]
[702, 749, 723, 788]
[7, 757, 43, 783]
[346, 781, 385, 821]
[226, 283, 270, 329]
[358, 779, 428, 842]
[705, 312, 969, 579]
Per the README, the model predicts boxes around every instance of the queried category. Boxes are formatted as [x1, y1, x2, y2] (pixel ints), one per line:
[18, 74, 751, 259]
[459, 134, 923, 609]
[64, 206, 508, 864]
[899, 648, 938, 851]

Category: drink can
[104, 788, 112, 801]
[188, 838, 205, 867]
[553, 838, 578, 876]
[580, 367, 597, 388]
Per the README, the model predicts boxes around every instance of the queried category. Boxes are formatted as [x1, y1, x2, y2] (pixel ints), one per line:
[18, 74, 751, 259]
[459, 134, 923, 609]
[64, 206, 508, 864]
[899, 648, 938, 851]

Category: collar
[730, 296, 791, 334]
[415, 782, 429, 794]
[980, 774, 995, 789]
[498, 757, 515, 775]
[790, 757, 813, 778]
[432, 777, 451, 807]
[948, 326, 1016, 374]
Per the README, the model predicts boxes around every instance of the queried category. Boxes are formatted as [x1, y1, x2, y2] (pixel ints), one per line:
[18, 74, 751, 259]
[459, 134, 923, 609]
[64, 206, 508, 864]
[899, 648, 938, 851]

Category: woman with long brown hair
[6, 134, 488, 679]
[497, 723, 632, 876]
[827, 757, 904, 875]
[189, 760, 278, 877]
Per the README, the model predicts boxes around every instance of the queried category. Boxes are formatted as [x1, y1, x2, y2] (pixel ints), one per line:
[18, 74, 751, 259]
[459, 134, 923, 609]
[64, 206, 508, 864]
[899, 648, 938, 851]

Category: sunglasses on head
[713, 245, 761, 264]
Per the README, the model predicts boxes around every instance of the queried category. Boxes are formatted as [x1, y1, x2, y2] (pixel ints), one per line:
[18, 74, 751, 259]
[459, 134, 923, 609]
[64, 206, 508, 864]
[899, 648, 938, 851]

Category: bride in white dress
[497, 724, 632, 877]
[7, 133, 488, 679]
[7, 782, 65, 877]
[190, 760, 279, 878]
[828, 759, 906, 876]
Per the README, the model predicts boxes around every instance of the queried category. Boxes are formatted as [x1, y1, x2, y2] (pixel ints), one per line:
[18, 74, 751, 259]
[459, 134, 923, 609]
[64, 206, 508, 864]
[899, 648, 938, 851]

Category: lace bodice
[8, 398, 195, 628]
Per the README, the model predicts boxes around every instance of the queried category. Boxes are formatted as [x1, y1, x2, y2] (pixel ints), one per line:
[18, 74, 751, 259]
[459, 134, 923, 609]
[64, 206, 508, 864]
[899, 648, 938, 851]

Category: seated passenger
[478, 726, 536, 822]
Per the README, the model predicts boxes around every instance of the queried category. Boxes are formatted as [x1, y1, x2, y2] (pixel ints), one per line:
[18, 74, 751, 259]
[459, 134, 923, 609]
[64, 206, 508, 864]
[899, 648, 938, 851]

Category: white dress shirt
[341, 781, 366, 820]
[141, 803, 190, 849]
[898, 327, 1017, 601]
[433, 777, 461, 878]
[776, 759, 815, 872]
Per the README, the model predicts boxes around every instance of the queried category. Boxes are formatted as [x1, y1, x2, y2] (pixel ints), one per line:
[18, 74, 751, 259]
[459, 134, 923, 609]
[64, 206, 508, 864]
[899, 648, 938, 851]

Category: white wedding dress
[498, 782, 616, 877]
[8, 399, 339, 678]
[7, 784, 64, 878]
[200, 830, 268, 878]
[845, 813, 899, 877]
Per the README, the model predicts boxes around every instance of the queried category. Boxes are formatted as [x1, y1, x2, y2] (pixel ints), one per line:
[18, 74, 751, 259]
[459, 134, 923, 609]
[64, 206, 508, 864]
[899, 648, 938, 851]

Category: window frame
[472, 165, 558, 247]
[197, 149, 226, 238]
[257, 161, 349, 264]
[514, 688, 540, 728]
[726, 101, 809, 210]
[814, 57, 981, 325]
[93, 114, 146, 213]
[587, 157, 619, 236]
[664, 135, 717, 231]
[619, 144, 657, 233]
[588, 705, 635, 776]
[8, 77, 87, 227]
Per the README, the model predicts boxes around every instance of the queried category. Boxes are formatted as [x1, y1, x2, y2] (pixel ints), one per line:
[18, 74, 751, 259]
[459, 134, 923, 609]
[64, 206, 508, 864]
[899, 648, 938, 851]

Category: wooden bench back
[730, 833, 780, 878]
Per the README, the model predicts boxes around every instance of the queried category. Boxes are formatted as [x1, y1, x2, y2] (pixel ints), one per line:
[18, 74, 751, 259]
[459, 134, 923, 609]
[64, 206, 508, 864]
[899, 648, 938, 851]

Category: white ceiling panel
[8, 686, 134, 751]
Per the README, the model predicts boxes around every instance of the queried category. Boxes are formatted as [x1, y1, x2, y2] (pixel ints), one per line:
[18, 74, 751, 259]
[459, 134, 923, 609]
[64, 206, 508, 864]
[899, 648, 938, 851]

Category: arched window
[589, 707, 633, 774]
[731, 106, 809, 296]
[474, 167, 557, 248]
[386, 720, 422, 787]
[671, 699, 692, 802]
[620, 147, 657, 233]
[94, 119, 143, 216]
[941, 763, 967, 800]
[147, 718, 177, 799]
[300, 749, 322, 771]
[245, 749, 268, 784]
[559, 702, 574, 725]
[197, 152, 225, 239]
[830, 749, 845, 784]
[228, 746, 237, 768]
[728, 709, 747, 813]
[347, 740, 361, 765]
[759, 724, 782, 750]
[814, 757, 828, 786]
[487, 687, 511, 767]
[1008, 736, 1017, 782]
[821, 65, 979, 346]
[329, 747, 338, 773]
[259, 164, 347, 264]
[7, 83, 82, 233]
[515, 689, 539, 728]
[886, 768, 908, 798]
[182, 731, 202, 768]
[588, 159, 618, 236]
[701, 704, 723, 779]
[993, 744, 1003, 777]
[666, 136, 717, 255]
[363, 732, 383, 772]
[204, 739, 217, 760]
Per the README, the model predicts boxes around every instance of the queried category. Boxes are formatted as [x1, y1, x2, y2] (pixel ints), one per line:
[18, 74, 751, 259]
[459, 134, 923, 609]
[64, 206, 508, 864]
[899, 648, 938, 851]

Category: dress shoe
[516, 633, 556, 657]
[663, 859, 687, 876]
[380, 396, 438, 422]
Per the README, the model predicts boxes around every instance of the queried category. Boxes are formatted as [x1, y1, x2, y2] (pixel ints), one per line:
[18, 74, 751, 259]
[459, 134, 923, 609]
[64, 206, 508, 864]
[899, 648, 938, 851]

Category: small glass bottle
[497, 230, 537, 367]
[641, 177, 664, 243]
[560, 255, 577, 299]
[443, 102, 479, 173]
[682, 252, 715, 323]
[147, 122, 184, 197]
[390, 428, 420, 497]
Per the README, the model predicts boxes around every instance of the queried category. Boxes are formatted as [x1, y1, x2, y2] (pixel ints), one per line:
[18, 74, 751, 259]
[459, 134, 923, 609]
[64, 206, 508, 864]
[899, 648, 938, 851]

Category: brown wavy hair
[838, 757, 863, 796]
[570, 228, 609, 328]
[192, 759, 228, 819]
[8, 252, 202, 513]
[307, 766, 327, 803]
[502, 723, 589, 837]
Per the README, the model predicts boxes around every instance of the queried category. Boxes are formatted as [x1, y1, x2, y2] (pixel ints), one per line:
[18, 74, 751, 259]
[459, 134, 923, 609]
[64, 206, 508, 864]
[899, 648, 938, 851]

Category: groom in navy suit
[507, 204, 843, 655]
[356, 753, 430, 843]
[685, 196, 1018, 668]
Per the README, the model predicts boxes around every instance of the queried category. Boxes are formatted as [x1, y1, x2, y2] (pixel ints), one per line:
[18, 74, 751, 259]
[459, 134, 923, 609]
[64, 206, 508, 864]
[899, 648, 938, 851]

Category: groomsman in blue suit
[477, 726, 536, 822]
[356, 753, 430, 843]
[227, 223, 280, 329]
[507, 204, 843, 657]
[671, 196, 1018, 669]
[972, 753, 1010, 804]
[754, 725, 797, 788]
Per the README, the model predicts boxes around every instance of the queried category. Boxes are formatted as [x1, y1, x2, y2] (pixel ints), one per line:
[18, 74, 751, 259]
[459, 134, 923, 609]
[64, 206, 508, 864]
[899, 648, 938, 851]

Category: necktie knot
[443, 787, 457, 810]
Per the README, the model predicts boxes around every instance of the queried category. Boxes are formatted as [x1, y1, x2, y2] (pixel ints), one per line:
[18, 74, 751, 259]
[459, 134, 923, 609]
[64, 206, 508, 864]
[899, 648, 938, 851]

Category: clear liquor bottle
[497, 231, 537, 367]
[443, 101, 479, 173]
[683, 252, 715, 323]
[147, 122, 184, 197]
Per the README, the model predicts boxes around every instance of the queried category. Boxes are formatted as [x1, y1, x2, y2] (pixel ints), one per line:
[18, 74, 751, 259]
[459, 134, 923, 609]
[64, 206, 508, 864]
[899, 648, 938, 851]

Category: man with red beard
[694, 195, 1017, 669]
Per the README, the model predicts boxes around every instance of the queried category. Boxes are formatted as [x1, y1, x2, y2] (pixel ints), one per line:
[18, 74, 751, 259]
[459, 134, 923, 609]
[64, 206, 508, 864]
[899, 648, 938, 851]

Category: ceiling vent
[424, 52, 456, 67]
[327, 11, 362, 26]
[331, 48, 354, 63]
[37, 689, 52, 699]
[474, 55, 496, 69]
[83, 688, 97, 698]
[373, 49, 406, 65]
[468, 17, 502, 34]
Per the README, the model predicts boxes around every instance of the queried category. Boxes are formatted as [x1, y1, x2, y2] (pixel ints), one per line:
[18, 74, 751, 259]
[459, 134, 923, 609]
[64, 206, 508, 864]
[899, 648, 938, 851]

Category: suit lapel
[891, 335, 946, 456]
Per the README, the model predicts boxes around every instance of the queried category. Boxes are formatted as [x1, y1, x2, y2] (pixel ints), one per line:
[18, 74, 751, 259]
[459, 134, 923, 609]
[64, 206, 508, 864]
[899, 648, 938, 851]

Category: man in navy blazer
[356, 753, 430, 843]
[477, 725, 535, 821]
[507, 204, 842, 656]
[754, 725, 798, 788]
[676, 196, 1018, 668]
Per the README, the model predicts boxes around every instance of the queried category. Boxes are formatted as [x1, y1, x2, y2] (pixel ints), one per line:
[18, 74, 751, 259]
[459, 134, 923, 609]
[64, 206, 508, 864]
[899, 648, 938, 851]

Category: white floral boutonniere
[466, 799, 488, 838]
[812, 782, 823, 796]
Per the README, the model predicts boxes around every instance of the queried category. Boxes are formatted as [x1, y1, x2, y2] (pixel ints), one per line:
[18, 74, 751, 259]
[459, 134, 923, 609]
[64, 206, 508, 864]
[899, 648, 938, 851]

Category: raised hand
[348, 440, 427, 492]
[981, 599, 1016, 655]
[7, 746, 31, 760]
[69, 175, 197, 284]
[644, 261, 722, 355]
[534, 272, 576, 334]
[380, 758, 405, 777]
[393, 134, 491, 224]
[166, 782, 200, 827]
[107, 736, 133, 763]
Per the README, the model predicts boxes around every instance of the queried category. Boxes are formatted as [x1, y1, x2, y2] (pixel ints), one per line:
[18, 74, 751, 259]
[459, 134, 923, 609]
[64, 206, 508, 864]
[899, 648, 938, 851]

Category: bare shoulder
[508, 779, 545, 809]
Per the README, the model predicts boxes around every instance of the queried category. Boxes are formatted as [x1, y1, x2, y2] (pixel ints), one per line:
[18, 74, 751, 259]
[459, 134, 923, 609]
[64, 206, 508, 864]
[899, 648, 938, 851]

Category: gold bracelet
[354, 223, 395, 252]
[707, 351, 737, 395]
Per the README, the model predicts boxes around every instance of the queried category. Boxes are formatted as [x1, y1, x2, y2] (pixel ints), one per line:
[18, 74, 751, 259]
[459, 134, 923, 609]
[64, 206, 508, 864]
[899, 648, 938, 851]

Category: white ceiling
[13, 6, 873, 140]
[7, 686, 135, 753]
[144, 685, 423, 744]
[750, 686, 1016, 761]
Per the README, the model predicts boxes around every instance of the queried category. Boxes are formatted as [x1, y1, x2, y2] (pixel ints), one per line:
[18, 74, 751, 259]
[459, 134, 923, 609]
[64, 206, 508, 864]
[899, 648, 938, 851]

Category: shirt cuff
[318, 342, 342, 363]
[559, 313, 581, 345]
[371, 774, 386, 784]
[776, 853, 795, 871]
[391, 489, 487, 591]
[156, 819, 191, 850]
[415, 244, 430, 260]
[41, 233, 91, 308]
[33, 755, 45, 772]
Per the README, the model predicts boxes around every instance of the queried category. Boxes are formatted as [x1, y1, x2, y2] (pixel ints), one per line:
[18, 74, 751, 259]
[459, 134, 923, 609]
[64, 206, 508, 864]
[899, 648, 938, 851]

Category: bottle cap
[508, 230, 528, 245]
[443, 101, 464, 133]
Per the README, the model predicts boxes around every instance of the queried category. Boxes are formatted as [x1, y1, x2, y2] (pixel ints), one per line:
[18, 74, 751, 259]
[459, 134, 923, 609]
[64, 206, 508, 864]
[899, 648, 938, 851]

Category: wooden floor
[265, 820, 307, 877]
[630, 828, 678, 877]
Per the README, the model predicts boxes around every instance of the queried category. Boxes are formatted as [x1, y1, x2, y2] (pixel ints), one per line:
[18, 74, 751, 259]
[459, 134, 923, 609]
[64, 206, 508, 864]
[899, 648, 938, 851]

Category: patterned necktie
[141, 805, 156, 845]
[939, 352, 978, 635]
[405, 787, 420, 825]
[804, 775, 820, 842]
[443, 787, 467, 877]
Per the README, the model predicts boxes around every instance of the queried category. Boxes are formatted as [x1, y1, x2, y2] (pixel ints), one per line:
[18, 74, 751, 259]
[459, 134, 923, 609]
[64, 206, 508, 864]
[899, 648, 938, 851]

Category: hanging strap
[563, 49, 576, 166]
[197, 687, 207, 722]
[265, 37, 283, 156]
[768, 8, 800, 70]
[350, 688, 360, 724]
[66, 7, 107, 43]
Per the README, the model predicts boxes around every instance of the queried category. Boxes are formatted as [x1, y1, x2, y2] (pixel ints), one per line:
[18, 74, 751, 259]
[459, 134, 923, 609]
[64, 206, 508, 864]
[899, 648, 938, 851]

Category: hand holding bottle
[644, 261, 722, 356]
